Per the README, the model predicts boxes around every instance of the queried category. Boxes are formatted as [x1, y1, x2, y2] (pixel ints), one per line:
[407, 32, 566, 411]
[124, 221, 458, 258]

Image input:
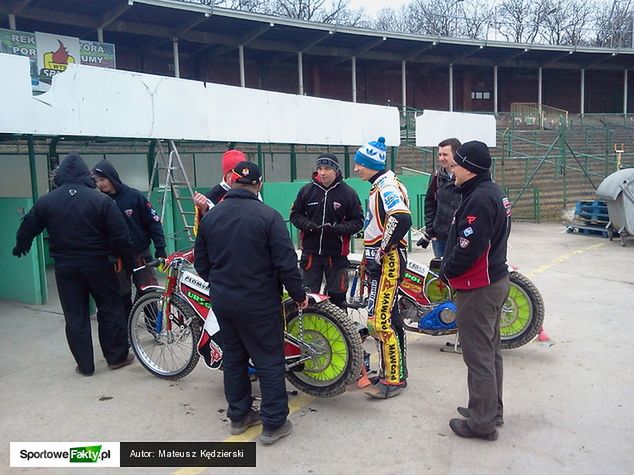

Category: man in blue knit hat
[354, 137, 412, 399]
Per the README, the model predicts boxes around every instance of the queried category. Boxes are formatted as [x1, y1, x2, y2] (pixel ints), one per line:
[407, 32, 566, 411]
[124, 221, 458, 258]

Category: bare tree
[373, 6, 409, 32]
[460, 0, 495, 39]
[537, 0, 592, 45]
[497, 0, 554, 43]
[403, 0, 464, 36]
[593, 0, 633, 48]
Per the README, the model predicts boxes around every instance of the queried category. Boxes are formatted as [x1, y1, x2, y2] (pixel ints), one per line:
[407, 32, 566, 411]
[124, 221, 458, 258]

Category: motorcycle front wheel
[128, 291, 201, 380]
[285, 301, 363, 398]
[500, 272, 545, 349]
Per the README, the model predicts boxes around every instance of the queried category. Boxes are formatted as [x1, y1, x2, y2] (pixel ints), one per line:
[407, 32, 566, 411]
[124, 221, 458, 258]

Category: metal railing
[510, 103, 569, 130]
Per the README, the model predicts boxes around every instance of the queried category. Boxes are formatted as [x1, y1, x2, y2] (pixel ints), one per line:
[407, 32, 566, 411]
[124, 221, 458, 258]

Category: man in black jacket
[290, 154, 364, 308]
[419, 138, 462, 257]
[92, 159, 166, 318]
[13, 153, 135, 376]
[194, 161, 308, 446]
[440, 141, 512, 441]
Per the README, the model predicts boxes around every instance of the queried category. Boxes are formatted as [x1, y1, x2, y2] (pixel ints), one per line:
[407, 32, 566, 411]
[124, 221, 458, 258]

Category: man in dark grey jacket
[13, 153, 135, 376]
[419, 138, 462, 257]
[194, 161, 308, 446]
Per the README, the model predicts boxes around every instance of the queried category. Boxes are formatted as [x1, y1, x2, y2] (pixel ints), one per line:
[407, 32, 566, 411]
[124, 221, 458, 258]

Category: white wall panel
[415, 109, 497, 147]
[0, 54, 400, 146]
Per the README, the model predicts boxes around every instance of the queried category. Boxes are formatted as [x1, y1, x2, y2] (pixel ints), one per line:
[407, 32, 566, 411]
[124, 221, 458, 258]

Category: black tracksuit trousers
[455, 275, 510, 434]
[215, 309, 289, 432]
[55, 263, 130, 374]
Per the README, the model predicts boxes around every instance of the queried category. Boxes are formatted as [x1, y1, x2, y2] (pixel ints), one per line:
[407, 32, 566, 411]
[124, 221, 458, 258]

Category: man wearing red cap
[193, 149, 246, 215]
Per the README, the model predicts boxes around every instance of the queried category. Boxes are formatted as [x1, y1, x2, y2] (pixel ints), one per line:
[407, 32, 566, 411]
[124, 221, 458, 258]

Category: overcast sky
[347, 0, 410, 17]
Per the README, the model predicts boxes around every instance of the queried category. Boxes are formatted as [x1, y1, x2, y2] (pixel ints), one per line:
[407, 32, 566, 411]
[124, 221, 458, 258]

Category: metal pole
[290, 144, 297, 182]
[351, 56, 357, 103]
[624, 69, 628, 116]
[298, 51, 304, 95]
[538, 67, 543, 113]
[239, 45, 245, 87]
[580, 68, 585, 116]
[97, 27, 104, 43]
[9, 14, 16, 29]
[28, 135, 47, 304]
[494, 65, 498, 114]
[449, 63, 454, 112]
[402, 60, 407, 114]
[172, 38, 180, 78]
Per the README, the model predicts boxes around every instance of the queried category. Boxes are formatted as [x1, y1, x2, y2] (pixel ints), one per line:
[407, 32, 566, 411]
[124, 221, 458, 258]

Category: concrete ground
[1, 222, 633, 474]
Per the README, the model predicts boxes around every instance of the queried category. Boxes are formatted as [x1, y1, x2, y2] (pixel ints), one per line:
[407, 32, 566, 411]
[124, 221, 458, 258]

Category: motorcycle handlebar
[133, 258, 164, 273]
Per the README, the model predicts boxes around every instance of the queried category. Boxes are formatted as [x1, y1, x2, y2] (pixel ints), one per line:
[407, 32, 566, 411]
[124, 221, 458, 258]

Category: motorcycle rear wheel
[500, 272, 545, 349]
[129, 291, 201, 380]
[285, 301, 363, 398]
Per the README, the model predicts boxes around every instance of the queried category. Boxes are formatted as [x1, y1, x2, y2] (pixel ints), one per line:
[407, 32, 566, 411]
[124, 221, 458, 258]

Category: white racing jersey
[363, 170, 410, 248]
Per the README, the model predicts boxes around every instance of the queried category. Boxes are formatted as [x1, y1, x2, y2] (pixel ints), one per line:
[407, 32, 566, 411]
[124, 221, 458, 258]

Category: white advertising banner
[415, 109, 496, 147]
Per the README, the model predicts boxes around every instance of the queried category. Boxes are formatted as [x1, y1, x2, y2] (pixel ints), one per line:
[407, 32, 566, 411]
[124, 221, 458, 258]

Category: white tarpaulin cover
[0, 53, 400, 146]
[415, 109, 496, 147]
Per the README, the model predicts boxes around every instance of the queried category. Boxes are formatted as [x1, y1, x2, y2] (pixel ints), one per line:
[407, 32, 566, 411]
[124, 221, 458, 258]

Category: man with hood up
[92, 158, 167, 318]
[13, 153, 135, 376]
[290, 154, 364, 309]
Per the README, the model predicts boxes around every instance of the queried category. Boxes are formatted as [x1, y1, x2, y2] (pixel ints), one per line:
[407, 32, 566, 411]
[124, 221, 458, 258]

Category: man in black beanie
[440, 140, 512, 441]
[290, 154, 364, 309]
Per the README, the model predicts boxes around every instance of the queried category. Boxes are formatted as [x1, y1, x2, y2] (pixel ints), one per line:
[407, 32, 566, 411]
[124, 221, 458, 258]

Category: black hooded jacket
[93, 159, 166, 254]
[290, 172, 364, 256]
[194, 188, 306, 316]
[15, 154, 135, 268]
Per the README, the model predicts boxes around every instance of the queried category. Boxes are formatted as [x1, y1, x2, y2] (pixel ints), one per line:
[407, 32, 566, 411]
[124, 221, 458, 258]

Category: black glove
[12, 246, 28, 258]
[416, 232, 432, 249]
[155, 247, 167, 259]
[332, 224, 347, 236]
[305, 222, 319, 232]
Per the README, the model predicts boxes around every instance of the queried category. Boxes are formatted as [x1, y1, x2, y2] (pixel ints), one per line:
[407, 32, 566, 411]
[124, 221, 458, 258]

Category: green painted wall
[0, 174, 428, 305]
[0, 198, 47, 304]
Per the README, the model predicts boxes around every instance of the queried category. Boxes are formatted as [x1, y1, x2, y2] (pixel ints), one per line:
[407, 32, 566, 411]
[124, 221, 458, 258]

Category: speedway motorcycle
[128, 250, 363, 398]
[346, 254, 545, 349]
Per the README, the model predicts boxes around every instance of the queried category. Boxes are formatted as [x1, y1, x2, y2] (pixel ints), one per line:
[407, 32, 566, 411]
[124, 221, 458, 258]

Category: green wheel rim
[425, 277, 451, 303]
[500, 283, 532, 338]
[287, 313, 348, 385]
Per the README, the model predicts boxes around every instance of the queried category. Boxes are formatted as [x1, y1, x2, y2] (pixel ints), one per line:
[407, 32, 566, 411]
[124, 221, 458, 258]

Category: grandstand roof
[1, 0, 632, 71]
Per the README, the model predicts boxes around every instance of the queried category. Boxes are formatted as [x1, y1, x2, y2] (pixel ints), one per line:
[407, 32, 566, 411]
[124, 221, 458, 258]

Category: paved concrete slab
[1, 222, 633, 474]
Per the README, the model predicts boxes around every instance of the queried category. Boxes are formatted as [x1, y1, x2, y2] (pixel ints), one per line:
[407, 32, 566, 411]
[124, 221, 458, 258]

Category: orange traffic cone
[357, 365, 372, 389]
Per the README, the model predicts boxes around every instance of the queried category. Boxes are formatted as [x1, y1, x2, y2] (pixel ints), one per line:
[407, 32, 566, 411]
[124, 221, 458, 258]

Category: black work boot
[260, 420, 293, 445]
[449, 418, 498, 441]
[230, 408, 261, 435]
[457, 406, 504, 427]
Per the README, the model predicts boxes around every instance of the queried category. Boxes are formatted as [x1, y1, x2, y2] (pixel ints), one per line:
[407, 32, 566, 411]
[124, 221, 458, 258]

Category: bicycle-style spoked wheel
[128, 291, 201, 380]
[500, 272, 545, 349]
[285, 301, 363, 397]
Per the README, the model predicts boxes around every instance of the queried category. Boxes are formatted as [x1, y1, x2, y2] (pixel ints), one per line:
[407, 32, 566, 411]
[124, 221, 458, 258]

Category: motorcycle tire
[285, 300, 363, 398]
[500, 272, 545, 349]
[129, 291, 201, 380]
